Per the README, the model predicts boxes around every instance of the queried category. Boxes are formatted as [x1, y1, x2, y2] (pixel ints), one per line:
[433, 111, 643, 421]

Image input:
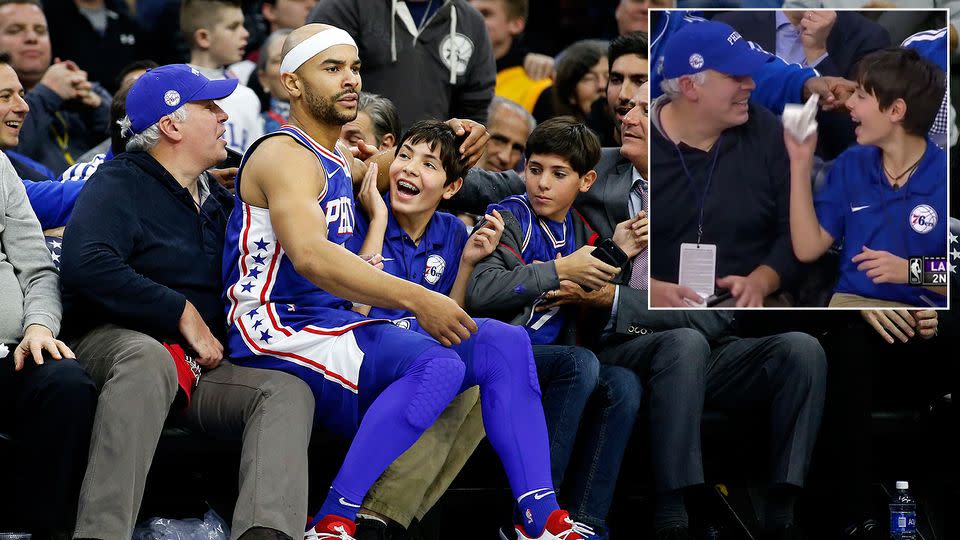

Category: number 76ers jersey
[222, 124, 367, 330]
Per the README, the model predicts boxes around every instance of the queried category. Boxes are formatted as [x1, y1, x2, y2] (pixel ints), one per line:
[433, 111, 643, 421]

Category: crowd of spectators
[0, 0, 957, 539]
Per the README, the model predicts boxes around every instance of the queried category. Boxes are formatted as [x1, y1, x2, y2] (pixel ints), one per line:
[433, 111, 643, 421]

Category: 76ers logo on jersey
[325, 197, 355, 235]
[424, 254, 446, 285]
[909, 204, 937, 234]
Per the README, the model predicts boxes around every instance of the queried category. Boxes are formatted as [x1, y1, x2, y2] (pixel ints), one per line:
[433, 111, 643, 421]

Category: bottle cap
[896, 481, 909, 490]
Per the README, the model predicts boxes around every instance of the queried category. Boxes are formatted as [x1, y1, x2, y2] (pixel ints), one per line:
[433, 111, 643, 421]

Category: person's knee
[774, 332, 827, 388]
[599, 365, 643, 415]
[111, 338, 179, 401]
[30, 360, 98, 412]
[405, 347, 465, 430]
[253, 369, 315, 424]
[544, 347, 600, 397]
[649, 328, 710, 382]
[474, 319, 540, 395]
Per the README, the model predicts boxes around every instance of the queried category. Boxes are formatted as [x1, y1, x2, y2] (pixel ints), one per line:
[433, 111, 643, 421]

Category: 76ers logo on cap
[689, 53, 704, 70]
[164, 90, 181, 106]
[909, 204, 937, 234]
[424, 254, 446, 285]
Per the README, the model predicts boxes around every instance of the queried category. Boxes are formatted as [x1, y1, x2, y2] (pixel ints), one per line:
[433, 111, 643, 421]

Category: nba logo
[908, 257, 923, 285]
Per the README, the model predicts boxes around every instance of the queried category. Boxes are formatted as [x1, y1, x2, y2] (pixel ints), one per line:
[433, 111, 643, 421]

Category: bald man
[221, 24, 586, 540]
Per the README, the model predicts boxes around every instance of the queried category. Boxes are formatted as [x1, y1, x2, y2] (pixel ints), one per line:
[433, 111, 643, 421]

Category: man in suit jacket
[448, 82, 827, 540]
[715, 9, 890, 159]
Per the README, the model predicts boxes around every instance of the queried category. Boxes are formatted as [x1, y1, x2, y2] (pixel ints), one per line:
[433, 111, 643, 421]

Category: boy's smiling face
[389, 140, 462, 217]
[524, 153, 596, 223]
[846, 83, 903, 146]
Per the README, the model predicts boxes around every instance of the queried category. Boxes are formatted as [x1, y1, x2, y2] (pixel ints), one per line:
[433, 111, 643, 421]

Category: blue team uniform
[815, 142, 948, 307]
[651, 10, 817, 115]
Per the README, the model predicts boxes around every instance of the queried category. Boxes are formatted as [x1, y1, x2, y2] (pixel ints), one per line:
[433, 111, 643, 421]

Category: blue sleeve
[813, 158, 847, 243]
[22, 179, 84, 229]
[60, 171, 185, 336]
[750, 58, 817, 115]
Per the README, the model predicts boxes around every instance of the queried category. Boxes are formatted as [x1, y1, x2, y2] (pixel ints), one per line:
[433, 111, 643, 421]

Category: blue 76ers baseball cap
[126, 64, 239, 135]
[659, 20, 771, 80]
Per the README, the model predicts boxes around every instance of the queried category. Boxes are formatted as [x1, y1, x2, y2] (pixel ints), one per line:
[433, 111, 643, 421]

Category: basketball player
[221, 23, 585, 539]
[785, 47, 948, 307]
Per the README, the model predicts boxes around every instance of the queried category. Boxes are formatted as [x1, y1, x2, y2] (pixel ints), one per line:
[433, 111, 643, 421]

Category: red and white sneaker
[515, 510, 597, 539]
[304, 515, 357, 540]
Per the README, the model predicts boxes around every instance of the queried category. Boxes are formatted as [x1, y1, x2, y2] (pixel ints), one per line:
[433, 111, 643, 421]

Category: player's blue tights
[310, 319, 558, 535]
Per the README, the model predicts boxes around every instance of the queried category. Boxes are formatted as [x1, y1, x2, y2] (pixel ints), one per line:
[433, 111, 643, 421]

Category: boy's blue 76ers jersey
[222, 125, 363, 331]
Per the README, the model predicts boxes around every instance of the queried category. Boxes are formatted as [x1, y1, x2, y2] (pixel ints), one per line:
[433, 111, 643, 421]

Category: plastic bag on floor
[132, 507, 229, 540]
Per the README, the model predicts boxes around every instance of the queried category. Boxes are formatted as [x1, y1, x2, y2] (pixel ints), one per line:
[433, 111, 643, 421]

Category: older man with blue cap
[649, 20, 804, 308]
[59, 64, 316, 540]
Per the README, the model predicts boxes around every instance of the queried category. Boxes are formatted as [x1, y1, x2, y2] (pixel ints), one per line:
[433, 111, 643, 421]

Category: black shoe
[859, 519, 883, 540]
[354, 517, 389, 540]
[655, 527, 695, 540]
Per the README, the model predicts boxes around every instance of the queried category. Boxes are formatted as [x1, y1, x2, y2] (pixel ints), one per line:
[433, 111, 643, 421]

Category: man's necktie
[629, 180, 648, 290]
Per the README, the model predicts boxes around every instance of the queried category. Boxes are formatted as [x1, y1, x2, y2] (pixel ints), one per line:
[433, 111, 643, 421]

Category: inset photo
[648, 9, 950, 308]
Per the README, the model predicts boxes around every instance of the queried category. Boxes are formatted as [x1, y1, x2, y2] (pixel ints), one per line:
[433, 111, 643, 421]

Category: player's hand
[13, 324, 75, 371]
[356, 162, 388, 224]
[798, 10, 836, 62]
[461, 210, 504, 266]
[852, 246, 908, 284]
[716, 274, 765, 307]
[411, 290, 478, 347]
[783, 118, 819, 164]
[913, 309, 938, 339]
[523, 52, 555, 81]
[537, 281, 615, 310]
[178, 300, 224, 368]
[208, 167, 238, 192]
[349, 138, 380, 162]
[360, 253, 384, 270]
[555, 246, 620, 290]
[613, 211, 648, 258]
[802, 76, 855, 112]
[445, 118, 490, 168]
[649, 278, 703, 307]
[861, 309, 916, 344]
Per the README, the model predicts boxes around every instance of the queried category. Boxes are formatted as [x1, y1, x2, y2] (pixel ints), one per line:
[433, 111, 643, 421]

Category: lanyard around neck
[673, 134, 723, 245]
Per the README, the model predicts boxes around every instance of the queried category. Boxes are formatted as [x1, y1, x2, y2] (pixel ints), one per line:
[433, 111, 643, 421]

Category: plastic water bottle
[889, 481, 917, 539]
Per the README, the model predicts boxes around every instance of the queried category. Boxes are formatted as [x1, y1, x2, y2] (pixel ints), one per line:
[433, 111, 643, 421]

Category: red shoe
[515, 509, 597, 539]
[304, 515, 357, 540]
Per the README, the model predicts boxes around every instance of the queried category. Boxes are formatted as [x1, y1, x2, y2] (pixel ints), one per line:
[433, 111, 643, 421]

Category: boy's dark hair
[109, 84, 132, 155]
[853, 47, 945, 137]
[114, 59, 159, 90]
[395, 120, 469, 186]
[553, 39, 608, 119]
[608, 31, 648, 72]
[180, 0, 242, 48]
[500, 0, 528, 21]
[524, 116, 601, 176]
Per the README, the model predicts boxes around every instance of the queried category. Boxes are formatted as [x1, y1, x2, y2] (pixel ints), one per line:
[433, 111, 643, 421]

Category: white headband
[279, 28, 358, 74]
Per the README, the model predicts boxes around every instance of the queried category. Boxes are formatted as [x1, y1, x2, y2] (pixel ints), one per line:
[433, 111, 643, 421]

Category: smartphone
[581, 238, 630, 291]
[219, 146, 243, 169]
[706, 289, 732, 307]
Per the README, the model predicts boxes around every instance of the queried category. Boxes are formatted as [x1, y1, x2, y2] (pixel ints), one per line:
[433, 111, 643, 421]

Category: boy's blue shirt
[814, 141, 948, 306]
[485, 194, 576, 345]
[347, 196, 469, 319]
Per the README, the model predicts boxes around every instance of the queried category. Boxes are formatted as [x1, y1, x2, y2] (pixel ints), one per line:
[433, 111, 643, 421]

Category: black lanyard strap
[673, 134, 723, 246]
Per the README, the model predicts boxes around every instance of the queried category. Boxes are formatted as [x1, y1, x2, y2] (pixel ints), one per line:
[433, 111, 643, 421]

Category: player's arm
[245, 138, 476, 345]
[784, 129, 835, 261]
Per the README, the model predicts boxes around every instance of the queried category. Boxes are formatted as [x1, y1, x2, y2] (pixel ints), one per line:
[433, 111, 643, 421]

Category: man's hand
[461, 210, 504, 266]
[852, 246, 908, 284]
[208, 167, 238, 192]
[802, 76, 856, 112]
[360, 253, 384, 270]
[38, 59, 85, 100]
[649, 278, 703, 307]
[348, 138, 380, 162]
[356, 162, 388, 224]
[13, 324, 75, 371]
[716, 274, 766, 307]
[178, 300, 224, 368]
[537, 281, 615, 311]
[410, 290, 478, 347]
[798, 10, 836, 64]
[445, 118, 490, 168]
[555, 246, 620, 291]
[523, 52, 555, 81]
[861, 309, 916, 344]
[612, 211, 648, 258]
[914, 309, 938, 339]
[73, 78, 102, 108]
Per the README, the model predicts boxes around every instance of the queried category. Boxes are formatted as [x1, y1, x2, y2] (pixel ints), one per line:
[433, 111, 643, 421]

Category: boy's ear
[442, 177, 464, 200]
[194, 28, 211, 51]
[887, 97, 907, 124]
[507, 16, 526, 37]
[579, 170, 598, 193]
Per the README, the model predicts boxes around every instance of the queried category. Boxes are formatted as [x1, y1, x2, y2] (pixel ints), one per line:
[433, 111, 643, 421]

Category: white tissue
[782, 93, 819, 142]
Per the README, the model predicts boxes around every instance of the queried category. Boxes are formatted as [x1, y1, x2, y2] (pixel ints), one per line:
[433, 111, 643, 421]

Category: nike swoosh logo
[338, 497, 361, 508]
[851, 205, 870, 212]
[533, 490, 555, 500]
[327, 167, 339, 178]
